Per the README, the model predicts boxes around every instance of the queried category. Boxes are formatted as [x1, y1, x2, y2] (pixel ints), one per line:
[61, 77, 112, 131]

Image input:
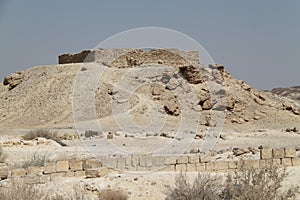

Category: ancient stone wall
[0, 147, 298, 183]
[58, 48, 200, 67]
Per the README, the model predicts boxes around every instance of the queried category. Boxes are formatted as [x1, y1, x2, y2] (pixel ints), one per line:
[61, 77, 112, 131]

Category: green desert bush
[166, 172, 222, 200]
[23, 129, 66, 146]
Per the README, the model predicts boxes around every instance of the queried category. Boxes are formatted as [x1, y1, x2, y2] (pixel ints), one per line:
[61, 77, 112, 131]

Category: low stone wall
[58, 48, 200, 67]
[0, 148, 299, 184]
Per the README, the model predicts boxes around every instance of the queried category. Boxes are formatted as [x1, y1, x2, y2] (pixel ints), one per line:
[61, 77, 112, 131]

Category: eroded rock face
[179, 66, 204, 84]
[3, 72, 24, 90]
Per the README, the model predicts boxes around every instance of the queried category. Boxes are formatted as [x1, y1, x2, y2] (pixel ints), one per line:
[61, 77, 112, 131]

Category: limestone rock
[3, 72, 24, 90]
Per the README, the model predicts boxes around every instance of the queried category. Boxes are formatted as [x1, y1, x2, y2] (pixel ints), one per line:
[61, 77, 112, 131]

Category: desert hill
[270, 86, 300, 105]
[0, 48, 299, 132]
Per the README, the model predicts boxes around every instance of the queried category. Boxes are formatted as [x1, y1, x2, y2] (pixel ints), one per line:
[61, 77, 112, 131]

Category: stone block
[11, 168, 26, 177]
[74, 171, 86, 177]
[158, 165, 175, 171]
[292, 157, 300, 166]
[44, 162, 56, 174]
[83, 159, 102, 170]
[85, 169, 99, 178]
[39, 175, 51, 183]
[66, 171, 75, 177]
[228, 161, 239, 169]
[281, 158, 292, 167]
[50, 172, 66, 181]
[117, 157, 126, 170]
[175, 164, 187, 172]
[273, 149, 285, 159]
[27, 166, 43, 175]
[24, 175, 41, 184]
[200, 155, 212, 163]
[213, 161, 229, 171]
[260, 149, 272, 159]
[152, 156, 165, 166]
[196, 163, 206, 171]
[188, 155, 200, 163]
[205, 162, 214, 171]
[244, 160, 260, 168]
[0, 163, 9, 179]
[284, 148, 296, 158]
[177, 156, 189, 164]
[164, 156, 177, 165]
[69, 160, 83, 171]
[186, 163, 197, 171]
[272, 159, 282, 167]
[131, 154, 140, 167]
[56, 161, 69, 172]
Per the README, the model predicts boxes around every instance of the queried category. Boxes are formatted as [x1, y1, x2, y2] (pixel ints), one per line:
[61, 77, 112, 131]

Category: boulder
[179, 65, 204, 84]
[3, 72, 24, 90]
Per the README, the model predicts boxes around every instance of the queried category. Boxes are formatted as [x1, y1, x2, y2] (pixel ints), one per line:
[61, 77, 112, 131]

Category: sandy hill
[0, 49, 299, 132]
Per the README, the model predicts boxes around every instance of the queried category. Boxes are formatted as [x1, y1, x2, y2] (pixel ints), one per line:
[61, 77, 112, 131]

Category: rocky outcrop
[270, 86, 300, 105]
[179, 65, 204, 84]
[3, 72, 24, 90]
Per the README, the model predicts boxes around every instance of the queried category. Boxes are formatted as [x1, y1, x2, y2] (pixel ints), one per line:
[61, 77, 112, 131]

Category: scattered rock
[190, 147, 200, 154]
[3, 72, 24, 90]
[179, 65, 204, 84]
[232, 147, 249, 156]
[107, 132, 113, 139]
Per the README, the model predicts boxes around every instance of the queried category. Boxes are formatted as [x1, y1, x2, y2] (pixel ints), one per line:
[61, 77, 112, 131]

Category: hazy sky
[0, 0, 299, 90]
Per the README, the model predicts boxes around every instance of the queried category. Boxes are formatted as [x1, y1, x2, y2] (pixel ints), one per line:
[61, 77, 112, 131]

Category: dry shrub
[20, 153, 46, 168]
[0, 180, 43, 200]
[222, 164, 300, 200]
[98, 189, 128, 200]
[23, 129, 66, 146]
[166, 172, 222, 200]
[84, 130, 102, 138]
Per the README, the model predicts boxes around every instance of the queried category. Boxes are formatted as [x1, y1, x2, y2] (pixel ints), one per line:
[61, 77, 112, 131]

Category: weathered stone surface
[3, 72, 24, 90]
[188, 155, 200, 163]
[27, 166, 43, 175]
[83, 159, 102, 170]
[260, 149, 273, 159]
[85, 169, 100, 178]
[281, 158, 292, 167]
[44, 162, 56, 174]
[273, 149, 285, 159]
[56, 161, 69, 172]
[213, 161, 229, 171]
[186, 163, 197, 171]
[200, 155, 212, 163]
[11, 168, 26, 177]
[284, 148, 296, 158]
[74, 171, 86, 177]
[50, 172, 66, 182]
[176, 156, 189, 164]
[69, 160, 83, 171]
[175, 164, 187, 172]
[0, 163, 9, 179]
[164, 156, 177, 165]
[292, 157, 300, 166]
[179, 65, 204, 84]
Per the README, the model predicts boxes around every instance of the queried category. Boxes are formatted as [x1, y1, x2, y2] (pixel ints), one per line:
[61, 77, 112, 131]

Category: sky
[0, 0, 299, 90]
